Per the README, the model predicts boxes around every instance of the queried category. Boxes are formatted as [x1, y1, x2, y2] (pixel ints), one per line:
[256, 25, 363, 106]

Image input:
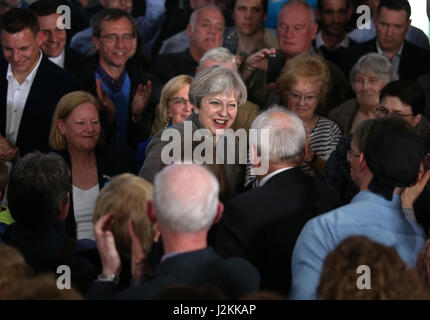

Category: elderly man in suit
[340, 0, 430, 81]
[87, 163, 260, 299]
[0, 8, 80, 161]
[215, 106, 340, 295]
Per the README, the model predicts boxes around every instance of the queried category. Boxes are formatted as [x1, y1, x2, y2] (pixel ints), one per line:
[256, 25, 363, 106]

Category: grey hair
[153, 164, 219, 233]
[350, 53, 398, 89]
[189, 4, 224, 32]
[250, 105, 306, 164]
[199, 47, 237, 70]
[189, 65, 247, 109]
[281, 0, 316, 25]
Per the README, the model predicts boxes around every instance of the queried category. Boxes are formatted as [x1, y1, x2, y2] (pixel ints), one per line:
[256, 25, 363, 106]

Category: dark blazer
[56, 145, 136, 238]
[340, 39, 430, 81]
[86, 247, 260, 300]
[215, 167, 341, 294]
[151, 48, 198, 85]
[0, 54, 81, 156]
[64, 46, 85, 74]
[4, 221, 97, 293]
[76, 55, 162, 148]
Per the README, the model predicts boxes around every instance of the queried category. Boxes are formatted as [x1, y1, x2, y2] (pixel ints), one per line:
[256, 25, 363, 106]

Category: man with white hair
[215, 106, 340, 295]
[87, 164, 260, 299]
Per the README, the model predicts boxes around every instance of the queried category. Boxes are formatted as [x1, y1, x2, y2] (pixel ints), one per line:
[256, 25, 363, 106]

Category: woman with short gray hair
[139, 66, 247, 194]
[328, 53, 398, 134]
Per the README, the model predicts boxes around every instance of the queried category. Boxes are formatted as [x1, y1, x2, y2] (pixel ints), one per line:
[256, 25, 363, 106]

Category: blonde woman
[136, 75, 193, 171]
[49, 91, 135, 240]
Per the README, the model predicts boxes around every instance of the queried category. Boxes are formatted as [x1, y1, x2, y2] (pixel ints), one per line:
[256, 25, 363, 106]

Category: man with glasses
[70, 0, 165, 58]
[76, 8, 161, 149]
[291, 117, 426, 299]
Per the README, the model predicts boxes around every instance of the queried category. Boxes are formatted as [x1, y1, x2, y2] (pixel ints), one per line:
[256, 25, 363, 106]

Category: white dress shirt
[376, 41, 403, 75]
[48, 48, 65, 68]
[6, 51, 43, 145]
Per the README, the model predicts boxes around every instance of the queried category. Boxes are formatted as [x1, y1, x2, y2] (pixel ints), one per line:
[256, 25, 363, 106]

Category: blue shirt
[290, 190, 426, 300]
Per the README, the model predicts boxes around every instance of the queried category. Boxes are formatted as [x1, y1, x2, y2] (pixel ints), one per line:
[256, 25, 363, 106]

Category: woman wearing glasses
[329, 53, 397, 134]
[278, 53, 341, 177]
[135, 75, 193, 171]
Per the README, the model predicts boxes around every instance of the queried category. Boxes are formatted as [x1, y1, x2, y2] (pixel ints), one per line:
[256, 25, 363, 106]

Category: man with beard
[314, 0, 357, 66]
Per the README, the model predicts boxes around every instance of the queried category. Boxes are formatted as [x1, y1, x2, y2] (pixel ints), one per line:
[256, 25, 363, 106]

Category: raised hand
[96, 79, 116, 122]
[0, 135, 19, 162]
[94, 213, 121, 276]
[132, 80, 152, 121]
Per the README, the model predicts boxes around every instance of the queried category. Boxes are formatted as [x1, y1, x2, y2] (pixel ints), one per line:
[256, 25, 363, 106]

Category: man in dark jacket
[76, 8, 161, 150]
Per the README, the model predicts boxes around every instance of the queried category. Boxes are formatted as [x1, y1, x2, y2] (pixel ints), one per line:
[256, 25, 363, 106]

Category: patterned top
[301, 116, 341, 177]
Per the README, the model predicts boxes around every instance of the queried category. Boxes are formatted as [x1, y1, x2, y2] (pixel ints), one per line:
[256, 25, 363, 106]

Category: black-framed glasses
[376, 106, 415, 117]
[98, 33, 135, 44]
[347, 149, 360, 161]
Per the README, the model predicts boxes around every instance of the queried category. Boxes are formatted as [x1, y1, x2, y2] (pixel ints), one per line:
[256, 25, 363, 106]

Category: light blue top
[349, 20, 430, 50]
[290, 190, 426, 300]
[70, 0, 165, 56]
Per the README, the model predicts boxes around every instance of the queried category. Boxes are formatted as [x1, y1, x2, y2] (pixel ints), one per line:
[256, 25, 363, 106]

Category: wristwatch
[97, 273, 120, 284]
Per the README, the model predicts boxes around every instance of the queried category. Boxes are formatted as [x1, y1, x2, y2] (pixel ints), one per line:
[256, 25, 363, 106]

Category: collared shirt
[290, 190, 425, 300]
[315, 30, 350, 50]
[376, 41, 403, 75]
[258, 166, 293, 187]
[48, 48, 65, 68]
[6, 50, 43, 145]
[348, 20, 430, 50]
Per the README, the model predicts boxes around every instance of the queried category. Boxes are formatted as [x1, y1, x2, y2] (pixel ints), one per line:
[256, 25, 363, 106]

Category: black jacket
[0, 54, 81, 156]
[215, 167, 340, 294]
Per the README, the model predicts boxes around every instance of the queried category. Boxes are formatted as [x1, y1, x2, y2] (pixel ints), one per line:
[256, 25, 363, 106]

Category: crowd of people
[0, 0, 430, 300]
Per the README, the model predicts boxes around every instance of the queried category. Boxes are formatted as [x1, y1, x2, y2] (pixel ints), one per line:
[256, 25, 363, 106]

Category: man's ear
[407, 19, 411, 32]
[412, 113, 422, 127]
[212, 202, 224, 225]
[311, 21, 318, 40]
[36, 30, 44, 47]
[250, 143, 261, 167]
[359, 152, 367, 171]
[92, 35, 100, 51]
[146, 200, 157, 223]
[316, 9, 321, 22]
[186, 24, 192, 38]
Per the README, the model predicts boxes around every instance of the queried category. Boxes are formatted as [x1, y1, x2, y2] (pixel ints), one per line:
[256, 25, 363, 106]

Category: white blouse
[72, 184, 99, 241]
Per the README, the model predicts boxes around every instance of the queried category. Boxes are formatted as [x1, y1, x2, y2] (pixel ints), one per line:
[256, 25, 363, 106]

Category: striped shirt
[301, 116, 341, 176]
